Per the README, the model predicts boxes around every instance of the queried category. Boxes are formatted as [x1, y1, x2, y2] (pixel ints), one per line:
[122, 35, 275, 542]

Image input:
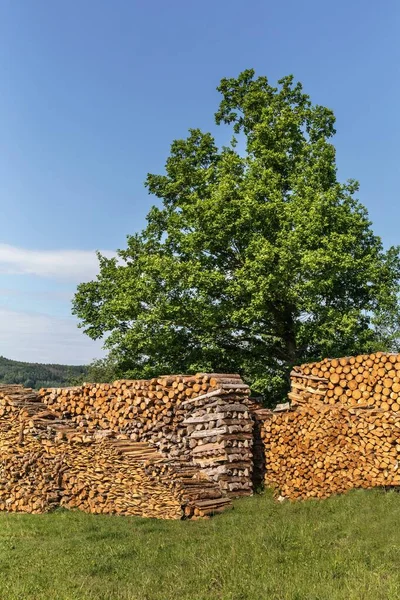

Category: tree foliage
[73, 70, 400, 405]
[82, 357, 118, 384]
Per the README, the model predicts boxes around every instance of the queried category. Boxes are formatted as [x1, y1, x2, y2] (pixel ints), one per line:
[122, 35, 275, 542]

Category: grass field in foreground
[0, 489, 400, 600]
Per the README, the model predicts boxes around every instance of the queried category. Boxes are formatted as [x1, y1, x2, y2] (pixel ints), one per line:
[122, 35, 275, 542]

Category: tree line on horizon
[72, 69, 400, 406]
[0, 356, 87, 390]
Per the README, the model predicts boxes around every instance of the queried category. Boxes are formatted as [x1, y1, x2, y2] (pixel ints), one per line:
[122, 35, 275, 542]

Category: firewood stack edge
[259, 352, 400, 500]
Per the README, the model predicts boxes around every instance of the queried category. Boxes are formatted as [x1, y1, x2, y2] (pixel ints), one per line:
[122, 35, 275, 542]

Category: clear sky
[1, 0, 399, 364]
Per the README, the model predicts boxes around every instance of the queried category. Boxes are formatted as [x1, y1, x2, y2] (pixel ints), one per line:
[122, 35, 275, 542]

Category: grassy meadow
[0, 489, 400, 600]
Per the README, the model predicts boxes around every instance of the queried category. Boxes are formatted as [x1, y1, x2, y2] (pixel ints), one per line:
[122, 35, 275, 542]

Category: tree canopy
[73, 70, 400, 405]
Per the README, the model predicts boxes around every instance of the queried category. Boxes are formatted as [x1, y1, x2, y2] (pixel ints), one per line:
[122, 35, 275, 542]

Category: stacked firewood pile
[260, 352, 400, 500]
[262, 403, 400, 500]
[289, 352, 400, 410]
[181, 378, 253, 497]
[39, 374, 252, 498]
[0, 384, 231, 519]
[6, 352, 400, 509]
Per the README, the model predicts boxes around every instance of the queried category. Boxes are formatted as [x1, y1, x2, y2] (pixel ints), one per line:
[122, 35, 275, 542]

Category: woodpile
[0, 374, 253, 519]
[258, 352, 400, 501]
[39, 374, 252, 499]
[262, 403, 400, 500]
[181, 378, 253, 497]
[290, 352, 400, 411]
[10, 350, 399, 511]
[0, 384, 232, 519]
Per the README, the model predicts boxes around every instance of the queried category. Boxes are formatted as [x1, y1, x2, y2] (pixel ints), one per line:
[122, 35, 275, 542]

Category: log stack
[0, 374, 253, 520]
[0, 384, 232, 519]
[259, 352, 400, 501]
[289, 352, 400, 411]
[261, 402, 400, 500]
[181, 376, 253, 497]
[39, 374, 253, 499]
[5, 353, 400, 509]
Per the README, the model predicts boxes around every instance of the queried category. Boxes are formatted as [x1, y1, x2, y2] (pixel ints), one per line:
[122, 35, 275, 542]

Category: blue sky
[1, 0, 399, 364]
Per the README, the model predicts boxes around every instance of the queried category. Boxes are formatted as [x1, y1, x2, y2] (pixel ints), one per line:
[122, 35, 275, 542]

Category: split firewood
[39, 374, 253, 499]
[290, 352, 400, 411]
[257, 352, 400, 500]
[0, 374, 251, 520]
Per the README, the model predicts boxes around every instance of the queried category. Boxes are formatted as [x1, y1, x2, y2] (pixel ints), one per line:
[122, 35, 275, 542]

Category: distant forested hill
[0, 356, 88, 389]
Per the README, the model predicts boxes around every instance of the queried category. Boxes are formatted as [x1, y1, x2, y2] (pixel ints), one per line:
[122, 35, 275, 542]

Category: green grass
[0, 489, 400, 599]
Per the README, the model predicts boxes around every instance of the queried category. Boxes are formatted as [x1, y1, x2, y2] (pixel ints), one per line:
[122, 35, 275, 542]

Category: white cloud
[0, 244, 116, 281]
[0, 307, 104, 364]
[0, 287, 72, 300]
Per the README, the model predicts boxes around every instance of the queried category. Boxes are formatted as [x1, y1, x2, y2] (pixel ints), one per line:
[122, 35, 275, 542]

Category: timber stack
[289, 352, 400, 411]
[0, 374, 253, 519]
[6, 352, 400, 513]
[181, 376, 254, 497]
[261, 352, 400, 501]
[0, 384, 232, 518]
[39, 374, 253, 499]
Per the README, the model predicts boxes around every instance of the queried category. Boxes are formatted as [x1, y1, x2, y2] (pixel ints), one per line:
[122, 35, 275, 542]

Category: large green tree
[73, 70, 400, 405]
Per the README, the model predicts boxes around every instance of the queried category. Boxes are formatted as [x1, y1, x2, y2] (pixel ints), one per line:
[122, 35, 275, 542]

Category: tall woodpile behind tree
[258, 352, 400, 500]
